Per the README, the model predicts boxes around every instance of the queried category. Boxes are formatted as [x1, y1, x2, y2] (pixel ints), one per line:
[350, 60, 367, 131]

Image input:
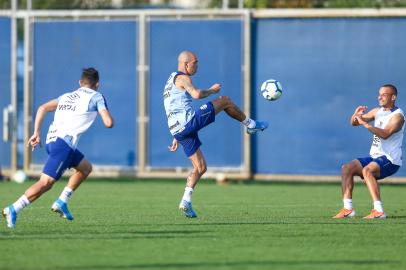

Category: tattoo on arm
[180, 76, 212, 99]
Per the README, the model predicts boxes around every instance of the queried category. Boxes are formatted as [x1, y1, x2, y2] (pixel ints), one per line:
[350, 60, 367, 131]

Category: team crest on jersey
[200, 104, 208, 110]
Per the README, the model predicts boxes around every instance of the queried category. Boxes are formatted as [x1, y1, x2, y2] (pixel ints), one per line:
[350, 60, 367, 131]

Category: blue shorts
[43, 138, 84, 180]
[357, 155, 400, 180]
[174, 102, 215, 157]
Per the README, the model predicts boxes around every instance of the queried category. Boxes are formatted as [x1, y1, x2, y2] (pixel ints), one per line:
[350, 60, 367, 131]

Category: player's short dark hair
[81, 67, 99, 87]
[382, 84, 398, 96]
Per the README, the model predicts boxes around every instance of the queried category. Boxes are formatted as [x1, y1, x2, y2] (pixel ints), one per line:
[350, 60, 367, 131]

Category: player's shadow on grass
[388, 215, 406, 219]
[63, 259, 399, 270]
[138, 221, 394, 227]
[0, 229, 214, 240]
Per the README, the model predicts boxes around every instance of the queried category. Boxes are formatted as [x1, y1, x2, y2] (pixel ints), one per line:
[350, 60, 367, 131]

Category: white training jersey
[370, 107, 405, 166]
[45, 87, 108, 149]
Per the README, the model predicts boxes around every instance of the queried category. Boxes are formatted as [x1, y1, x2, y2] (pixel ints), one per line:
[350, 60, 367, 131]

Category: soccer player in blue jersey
[164, 51, 268, 218]
[2, 68, 114, 228]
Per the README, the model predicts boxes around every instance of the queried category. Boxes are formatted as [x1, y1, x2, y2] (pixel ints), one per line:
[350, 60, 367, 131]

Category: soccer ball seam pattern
[261, 79, 283, 101]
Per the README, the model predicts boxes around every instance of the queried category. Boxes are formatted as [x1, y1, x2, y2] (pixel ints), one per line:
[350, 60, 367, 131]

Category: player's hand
[168, 138, 178, 152]
[27, 132, 41, 151]
[354, 106, 367, 116]
[209, 83, 221, 94]
[355, 116, 368, 127]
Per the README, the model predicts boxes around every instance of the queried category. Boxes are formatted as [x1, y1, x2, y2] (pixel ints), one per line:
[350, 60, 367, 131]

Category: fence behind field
[252, 17, 406, 176]
[1, 8, 406, 181]
[0, 17, 12, 169]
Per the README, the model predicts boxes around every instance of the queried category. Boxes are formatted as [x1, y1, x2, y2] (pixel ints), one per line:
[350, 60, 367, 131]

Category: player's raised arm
[176, 75, 221, 99]
[350, 106, 378, 126]
[27, 99, 58, 151]
[356, 113, 404, 139]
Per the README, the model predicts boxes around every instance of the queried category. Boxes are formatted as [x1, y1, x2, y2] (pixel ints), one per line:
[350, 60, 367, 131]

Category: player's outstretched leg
[2, 174, 55, 228]
[211, 96, 268, 134]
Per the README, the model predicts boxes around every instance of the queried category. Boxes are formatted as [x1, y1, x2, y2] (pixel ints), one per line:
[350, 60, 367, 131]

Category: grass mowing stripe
[0, 179, 405, 270]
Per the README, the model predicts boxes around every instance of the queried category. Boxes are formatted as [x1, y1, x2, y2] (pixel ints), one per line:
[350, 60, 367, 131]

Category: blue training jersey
[163, 72, 195, 135]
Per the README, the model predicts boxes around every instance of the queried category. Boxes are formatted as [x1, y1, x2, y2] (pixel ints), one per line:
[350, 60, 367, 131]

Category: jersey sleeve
[88, 92, 108, 112]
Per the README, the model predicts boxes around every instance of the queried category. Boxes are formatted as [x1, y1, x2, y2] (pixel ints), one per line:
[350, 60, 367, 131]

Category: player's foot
[179, 200, 197, 218]
[246, 121, 268, 134]
[3, 205, 17, 228]
[332, 208, 355, 218]
[363, 209, 386, 219]
[51, 199, 74, 221]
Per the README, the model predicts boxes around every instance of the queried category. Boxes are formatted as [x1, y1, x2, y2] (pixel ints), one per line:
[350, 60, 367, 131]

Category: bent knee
[84, 163, 93, 176]
[197, 164, 207, 175]
[362, 166, 373, 177]
[218, 95, 230, 100]
[78, 162, 92, 176]
[342, 161, 362, 176]
[39, 176, 55, 189]
[341, 163, 354, 176]
[218, 96, 232, 106]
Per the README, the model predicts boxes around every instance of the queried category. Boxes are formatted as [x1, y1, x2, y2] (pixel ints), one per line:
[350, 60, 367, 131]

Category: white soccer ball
[12, 170, 27, 184]
[260, 79, 283, 101]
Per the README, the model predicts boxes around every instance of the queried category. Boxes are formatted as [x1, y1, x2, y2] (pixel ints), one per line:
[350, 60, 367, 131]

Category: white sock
[242, 117, 256, 128]
[343, 199, 353, 210]
[12, 195, 30, 214]
[59, 187, 74, 203]
[373, 200, 384, 212]
[182, 187, 194, 202]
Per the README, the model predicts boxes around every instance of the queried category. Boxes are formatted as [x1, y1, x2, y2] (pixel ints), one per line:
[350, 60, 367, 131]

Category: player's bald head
[177, 50, 198, 76]
[178, 51, 197, 63]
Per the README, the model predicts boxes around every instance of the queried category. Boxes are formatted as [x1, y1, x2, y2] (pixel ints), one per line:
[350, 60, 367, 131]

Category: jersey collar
[79, 86, 96, 92]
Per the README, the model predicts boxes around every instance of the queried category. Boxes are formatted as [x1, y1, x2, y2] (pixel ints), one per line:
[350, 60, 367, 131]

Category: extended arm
[356, 113, 404, 140]
[99, 109, 114, 128]
[27, 99, 58, 151]
[350, 106, 379, 126]
[176, 75, 221, 99]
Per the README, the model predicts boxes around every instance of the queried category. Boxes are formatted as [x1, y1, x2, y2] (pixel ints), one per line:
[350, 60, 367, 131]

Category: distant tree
[209, 0, 406, 8]
[0, 0, 11, 9]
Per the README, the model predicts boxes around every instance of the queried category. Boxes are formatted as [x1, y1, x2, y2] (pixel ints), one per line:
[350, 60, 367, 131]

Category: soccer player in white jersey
[2, 68, 113, 228]
[333, 84, 404, 219]
[165, 51, 268, 218]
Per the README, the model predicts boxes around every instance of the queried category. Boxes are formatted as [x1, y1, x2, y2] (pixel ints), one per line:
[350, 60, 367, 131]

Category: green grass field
[1, 179, 406, 270]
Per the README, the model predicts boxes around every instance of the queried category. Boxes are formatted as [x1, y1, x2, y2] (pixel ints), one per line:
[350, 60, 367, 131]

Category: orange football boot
[363, 209, 386, 219]
[332, 208, 355, 218]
